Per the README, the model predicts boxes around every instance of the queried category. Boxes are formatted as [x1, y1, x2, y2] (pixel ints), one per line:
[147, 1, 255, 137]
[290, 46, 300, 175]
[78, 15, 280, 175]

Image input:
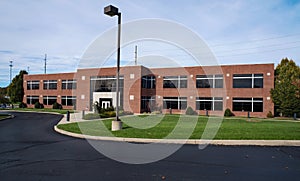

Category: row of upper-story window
[142, 73, 264, 89]
[26, 73, 264, 91]
[26, 79, 77, 90]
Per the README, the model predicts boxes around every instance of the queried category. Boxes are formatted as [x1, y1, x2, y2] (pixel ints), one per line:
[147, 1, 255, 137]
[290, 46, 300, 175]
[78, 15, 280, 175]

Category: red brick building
[23, 63, 274, 117]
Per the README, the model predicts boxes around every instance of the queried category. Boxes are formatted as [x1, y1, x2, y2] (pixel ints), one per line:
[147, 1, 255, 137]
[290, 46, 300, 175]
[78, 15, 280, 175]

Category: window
[26, 95, 39, 105]
[196, 97, 223, 111]
[163, 97, 187, 110]
[254, 74, 264, 88]
[141, 96, 156, 112]
[141, 76, 156, 89]
[163, 76, 187, 88]
[62, 79, 77, 89]
[61, 96, 76, 106]
[43, 80, 57, 90]
[253, 98, 264, 112]
[27, 80, 40, 90]
[43, 96, 57, 105]
[91, 76, 124, 92]
[232, 98, 263, 112]
[233, 74, 263, 88]
[196, 74, 223, 88]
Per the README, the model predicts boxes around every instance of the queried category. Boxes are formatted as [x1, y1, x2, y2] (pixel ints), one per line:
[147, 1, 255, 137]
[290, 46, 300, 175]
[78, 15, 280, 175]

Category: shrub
[19, 102, 27, 108]
[52, 102, 62, 109]
[93, 101, 115, 113]
[224, 108, 234, 117]
[119, 110, 134, 116]
[267, 111, 274, 118]
[105, 106, 115, 112]
[100, 111, 116, 118]
[185, 106, 197, 115]
[34, 102, 44, 109]
[83, 113, 101, 120]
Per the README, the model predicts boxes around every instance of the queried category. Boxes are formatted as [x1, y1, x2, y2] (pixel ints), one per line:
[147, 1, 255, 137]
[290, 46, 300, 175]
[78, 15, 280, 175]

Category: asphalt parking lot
[0, 111, 299, 180]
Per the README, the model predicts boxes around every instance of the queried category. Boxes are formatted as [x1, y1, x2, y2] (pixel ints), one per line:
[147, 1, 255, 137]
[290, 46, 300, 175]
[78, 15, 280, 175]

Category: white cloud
[0, 0, 300, 87]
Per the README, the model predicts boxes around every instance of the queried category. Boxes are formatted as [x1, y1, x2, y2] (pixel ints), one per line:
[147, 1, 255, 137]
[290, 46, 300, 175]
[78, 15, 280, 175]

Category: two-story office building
[23, 63, 274, 117]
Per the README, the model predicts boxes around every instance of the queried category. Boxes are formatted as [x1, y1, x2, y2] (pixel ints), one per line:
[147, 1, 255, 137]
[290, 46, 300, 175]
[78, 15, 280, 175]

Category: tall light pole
[9, 61, 13, 84]
[44, 54, 47, 74]
[104, 5, 122, 131]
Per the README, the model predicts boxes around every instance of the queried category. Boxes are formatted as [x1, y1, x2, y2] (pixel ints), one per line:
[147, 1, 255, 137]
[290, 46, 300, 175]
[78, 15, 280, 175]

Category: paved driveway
[0, 111, 299, 180]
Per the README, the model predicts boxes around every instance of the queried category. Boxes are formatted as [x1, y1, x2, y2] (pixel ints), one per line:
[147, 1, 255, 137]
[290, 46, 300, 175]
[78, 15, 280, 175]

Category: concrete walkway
[55, 111, 300, 146]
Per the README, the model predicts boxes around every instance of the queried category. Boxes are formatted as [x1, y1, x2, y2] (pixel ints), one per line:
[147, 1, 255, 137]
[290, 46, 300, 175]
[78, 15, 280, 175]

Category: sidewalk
[55, 111, 300, 146]
[58, 111, 92, 124]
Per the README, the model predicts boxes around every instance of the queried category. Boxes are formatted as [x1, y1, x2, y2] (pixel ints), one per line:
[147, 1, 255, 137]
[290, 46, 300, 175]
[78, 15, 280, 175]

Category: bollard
[248, 111, 250, 118]
[66, 111, 70, 122]
[82, 110, 85, 118]
[169, 108, 172, 115]
[294, 113, 297, 120]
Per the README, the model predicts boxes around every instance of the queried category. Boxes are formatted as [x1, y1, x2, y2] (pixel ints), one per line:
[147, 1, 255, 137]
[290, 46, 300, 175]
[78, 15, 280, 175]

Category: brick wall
[23, 63, 274, 117]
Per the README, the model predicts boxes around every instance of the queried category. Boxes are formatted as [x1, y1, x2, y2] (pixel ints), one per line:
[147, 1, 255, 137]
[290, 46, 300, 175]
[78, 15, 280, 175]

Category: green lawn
[57, 115, 300, 140]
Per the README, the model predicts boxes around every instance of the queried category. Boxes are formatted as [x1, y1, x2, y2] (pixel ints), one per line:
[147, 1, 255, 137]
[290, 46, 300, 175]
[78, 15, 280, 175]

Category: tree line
[0, 70, 27, 105]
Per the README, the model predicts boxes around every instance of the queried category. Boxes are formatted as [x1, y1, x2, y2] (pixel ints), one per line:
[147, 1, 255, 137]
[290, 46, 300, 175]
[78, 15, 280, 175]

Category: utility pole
[44, 54, 47, 74]
[9, 61, 13, 84]
[135, 45, 138, 66]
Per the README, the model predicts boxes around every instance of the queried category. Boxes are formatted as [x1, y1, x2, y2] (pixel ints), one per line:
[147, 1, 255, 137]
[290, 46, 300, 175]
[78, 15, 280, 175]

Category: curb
[54, 126, 300, 146]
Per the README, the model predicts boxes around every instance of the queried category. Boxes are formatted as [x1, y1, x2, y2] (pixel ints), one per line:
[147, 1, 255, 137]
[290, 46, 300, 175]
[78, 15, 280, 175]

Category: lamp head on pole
[104, 5, 119, 17]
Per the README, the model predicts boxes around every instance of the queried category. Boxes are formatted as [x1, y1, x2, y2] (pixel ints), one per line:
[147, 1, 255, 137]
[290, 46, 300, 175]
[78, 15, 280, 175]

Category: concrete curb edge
[54, 125, 300, 146]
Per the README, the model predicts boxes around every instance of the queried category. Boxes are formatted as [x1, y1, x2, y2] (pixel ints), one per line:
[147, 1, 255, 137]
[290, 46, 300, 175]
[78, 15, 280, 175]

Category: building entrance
[100, 98, 113, 109]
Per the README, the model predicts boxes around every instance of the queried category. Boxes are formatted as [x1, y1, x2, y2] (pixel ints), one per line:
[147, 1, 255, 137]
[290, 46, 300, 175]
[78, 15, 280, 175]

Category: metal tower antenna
[44, 54, 47, 74]
[9, 60, 13, 84]
[135, 45, 137, 66]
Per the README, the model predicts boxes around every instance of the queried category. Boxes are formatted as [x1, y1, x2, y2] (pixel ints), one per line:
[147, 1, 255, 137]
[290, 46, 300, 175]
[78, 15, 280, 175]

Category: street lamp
[104, 5, 122, 131]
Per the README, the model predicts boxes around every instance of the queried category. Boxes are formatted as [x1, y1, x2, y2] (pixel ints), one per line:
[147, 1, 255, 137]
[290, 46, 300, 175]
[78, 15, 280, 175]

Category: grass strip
[57, 115, 300, 140]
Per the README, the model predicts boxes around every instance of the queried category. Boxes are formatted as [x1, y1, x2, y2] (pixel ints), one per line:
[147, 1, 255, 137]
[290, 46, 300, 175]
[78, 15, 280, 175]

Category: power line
[124, 33, 300, 54]
[216, 45, 300, 58]
[210, 33, 300, 47]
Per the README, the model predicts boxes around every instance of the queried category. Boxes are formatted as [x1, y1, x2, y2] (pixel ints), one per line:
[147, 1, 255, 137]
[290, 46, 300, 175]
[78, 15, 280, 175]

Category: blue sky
[0, 0, 300, 87]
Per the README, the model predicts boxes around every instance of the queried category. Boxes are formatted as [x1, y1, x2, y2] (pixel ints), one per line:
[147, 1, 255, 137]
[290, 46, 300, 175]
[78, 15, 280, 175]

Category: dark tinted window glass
[233, 78, 252, 88]
[254, 78, 263, 88]
[232, 102, 251, 111]
[215, 79, 223, 88]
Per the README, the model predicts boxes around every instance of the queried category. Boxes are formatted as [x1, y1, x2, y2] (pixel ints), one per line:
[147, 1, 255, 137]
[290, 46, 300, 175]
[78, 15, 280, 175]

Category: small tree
[271, 58, 300, 117]
[34, 102, 44, 109]
[19, 102, 27, 108]
[7, 70, 28, 103]
[52, 102, 62, 109]
[224, 108, 234, 117]
[267, 111, 274, 118]
[186, 106, 197, 115]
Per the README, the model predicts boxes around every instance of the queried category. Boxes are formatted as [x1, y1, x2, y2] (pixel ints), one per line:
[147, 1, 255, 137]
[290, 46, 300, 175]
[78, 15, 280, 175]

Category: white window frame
[196, 74, 223, 88]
